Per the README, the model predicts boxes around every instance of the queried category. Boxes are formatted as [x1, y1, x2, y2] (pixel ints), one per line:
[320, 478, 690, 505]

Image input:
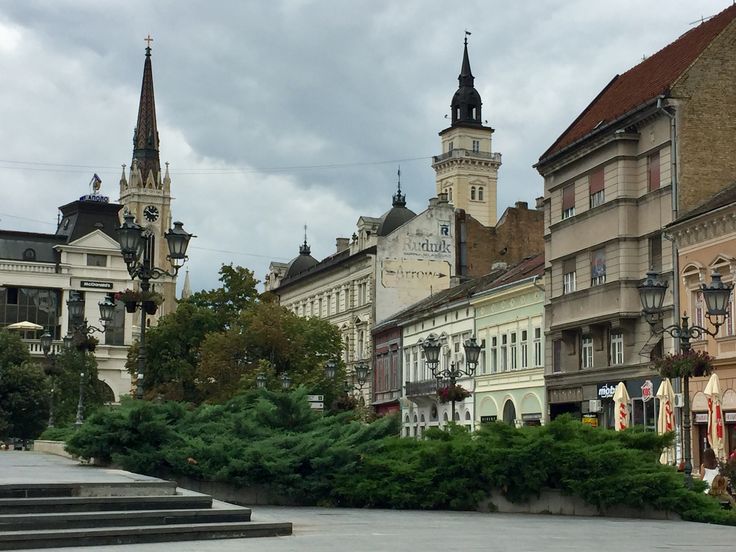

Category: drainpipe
[658, 96, 683, 464]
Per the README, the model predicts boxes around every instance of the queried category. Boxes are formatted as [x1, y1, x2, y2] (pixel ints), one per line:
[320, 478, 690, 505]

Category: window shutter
[648, 152, 660, 191]
[589, 168, 604, 194]
[562, 186, 575, 210]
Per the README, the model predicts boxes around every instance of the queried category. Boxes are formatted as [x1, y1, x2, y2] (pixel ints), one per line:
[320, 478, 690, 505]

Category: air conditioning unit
[674, 393, 684, 408]
[588, 399, 602, 413]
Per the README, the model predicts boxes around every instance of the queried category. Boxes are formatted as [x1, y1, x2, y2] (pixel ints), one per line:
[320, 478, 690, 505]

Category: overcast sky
[0, 0, 730, 293]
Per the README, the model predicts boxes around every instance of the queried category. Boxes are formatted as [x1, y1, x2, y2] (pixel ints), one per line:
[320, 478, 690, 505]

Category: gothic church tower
[119, 41, 176, 314]
[432, 37, 501, 227]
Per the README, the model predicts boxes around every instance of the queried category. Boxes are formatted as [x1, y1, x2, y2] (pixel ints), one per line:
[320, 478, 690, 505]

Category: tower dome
[285, 237, 318, 279]
[377, 177, 416, 236]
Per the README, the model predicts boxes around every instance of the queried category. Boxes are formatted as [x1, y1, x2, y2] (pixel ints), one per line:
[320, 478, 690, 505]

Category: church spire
[392, 166, 406, 207]
[132, 35, 161, 187]
[451, 33, 483, 126]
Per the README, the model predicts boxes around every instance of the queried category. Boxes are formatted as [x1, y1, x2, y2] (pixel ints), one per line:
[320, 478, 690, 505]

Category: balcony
[405, 379, 438, 397]
[432, 149, 502, 164]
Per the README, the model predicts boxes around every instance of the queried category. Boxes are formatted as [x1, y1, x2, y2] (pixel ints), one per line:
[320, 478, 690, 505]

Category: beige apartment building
[535, 5, 736, 425]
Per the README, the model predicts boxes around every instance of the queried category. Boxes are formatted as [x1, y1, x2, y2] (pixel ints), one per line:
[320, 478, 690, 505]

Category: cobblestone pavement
[2, 452, 734, 551]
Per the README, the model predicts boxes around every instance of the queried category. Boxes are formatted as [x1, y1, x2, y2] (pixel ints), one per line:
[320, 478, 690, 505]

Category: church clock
[143, 205, 160, 222]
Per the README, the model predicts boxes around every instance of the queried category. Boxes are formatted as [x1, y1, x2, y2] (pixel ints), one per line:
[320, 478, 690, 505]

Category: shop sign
[641, 380, 654, 403]
[725, 412, 736, 423]
[522, 413, 542, 421]
[80, 280, 113, 290]
[694, 413, 708, 424]
[597, 383, 617, 400]
[582, 414, 599, 428]
[480, 415, 497, 423]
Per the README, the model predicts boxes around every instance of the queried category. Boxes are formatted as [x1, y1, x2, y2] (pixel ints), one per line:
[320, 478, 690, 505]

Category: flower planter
[124, 301, 138, 313]
[143, 300, 158, 315]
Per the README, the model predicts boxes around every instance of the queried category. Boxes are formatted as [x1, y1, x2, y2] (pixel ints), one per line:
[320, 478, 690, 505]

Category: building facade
[472, 254, 546, 427]
[536, 6, 736, 425]
[668, 182, 736, 464]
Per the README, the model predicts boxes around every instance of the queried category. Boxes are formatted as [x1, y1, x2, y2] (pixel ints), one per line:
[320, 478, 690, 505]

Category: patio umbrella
[613, 381, 630, 431]
[704, 373, 726, 461]
[5, 321, 44, 331]
[656, 378, 676, 464]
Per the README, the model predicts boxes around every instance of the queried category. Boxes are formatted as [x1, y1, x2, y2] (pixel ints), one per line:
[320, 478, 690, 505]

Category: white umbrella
[656, 378, 676, 464]
[5, 321, 44, 331]
[613, 381, 630, 431]
[704, 373, 726, 461]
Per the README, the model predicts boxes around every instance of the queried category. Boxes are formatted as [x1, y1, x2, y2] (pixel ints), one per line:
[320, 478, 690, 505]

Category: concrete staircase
[0, 481, 292, 549]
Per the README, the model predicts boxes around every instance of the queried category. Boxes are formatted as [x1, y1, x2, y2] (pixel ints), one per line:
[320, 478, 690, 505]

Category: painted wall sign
[582, 414, 599, 427]
[724, 412, 736, 423]
[80, 280, 114, 289]
[381, 259, 451, 289]
[402, 236, 452, 258]
[480, 415, 497, 423]
[694, 413, 708, 424]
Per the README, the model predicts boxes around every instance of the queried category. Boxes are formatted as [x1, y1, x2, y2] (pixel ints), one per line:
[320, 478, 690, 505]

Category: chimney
[514, 201, 528, 210]
[336, 237, 350, 253]
[535, 196, 545, 210]
[437, 192, 449, 204]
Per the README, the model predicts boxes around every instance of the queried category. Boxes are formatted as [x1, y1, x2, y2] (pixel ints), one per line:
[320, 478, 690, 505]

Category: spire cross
[144, 35, 154, 48]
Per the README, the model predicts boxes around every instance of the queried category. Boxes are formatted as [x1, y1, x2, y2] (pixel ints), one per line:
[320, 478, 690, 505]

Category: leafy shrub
[38, 426, 77, 442]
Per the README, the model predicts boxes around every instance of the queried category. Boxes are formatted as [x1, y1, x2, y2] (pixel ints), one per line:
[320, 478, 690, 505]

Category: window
[563, 258, 576, 294]
[448, 188, 453, 202]
[649, 236, 662, 272]
[510, 332, 518, 370]
[472, 140, 480, 153]
[589, 167, 604, 208]
[471, 186, 476, 200]
[561, 185, 575, 219]
[318, 298, 323, 316]
[412, 350, 418, 381]
[553, 340, 562, 373]
[533, 328, 542, 367]
[582, 336, 593, 368]
[310, 301, 314, 316]
[357, 330, 364, 360]
[87, 254, 107, 267]
[591, 248, 606, 286]
[694, 291, 705, 329]
[448, 141, 454, 152]
[500, 335, 508, 371]
[609, 331, 624, 365]
[490, 336, 498, 373]
[478, 187, 484, 201]
[520, 330, 528, 369]
[647, 151, 660, 191]
[22, 248, 36, 261]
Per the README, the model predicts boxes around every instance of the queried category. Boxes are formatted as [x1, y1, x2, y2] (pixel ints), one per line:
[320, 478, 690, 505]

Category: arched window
[470, 187, 476, 200]
[22, 248, 36, 261]
[448, 188, 453, 202]
[478, 187, 484, 201]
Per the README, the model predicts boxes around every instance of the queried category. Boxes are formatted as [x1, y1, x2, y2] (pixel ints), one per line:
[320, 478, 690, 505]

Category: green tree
[52, 348, 106, 426]
[188, 264, 260, 326]
[0, 361, 50, 440]
[196, 301, 344, 403]
[0, 329, 31, 369]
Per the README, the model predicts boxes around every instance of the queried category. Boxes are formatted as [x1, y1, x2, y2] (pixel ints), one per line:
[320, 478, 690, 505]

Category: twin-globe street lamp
[117, 214, 193, 399]
[638, 270, 733, 486]
[49, 293, 116, 426]
[256, 372, 292, 390]
[420, 334, 483, 424]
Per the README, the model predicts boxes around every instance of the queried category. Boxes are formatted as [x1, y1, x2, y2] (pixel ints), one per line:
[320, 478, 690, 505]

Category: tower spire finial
[450, 31, 482, 126]
[299, 224, 311, 256]
[392, 166, 406, 208]
[132, 38, 161, 187]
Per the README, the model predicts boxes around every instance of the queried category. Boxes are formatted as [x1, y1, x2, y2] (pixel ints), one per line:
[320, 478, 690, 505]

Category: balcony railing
[405, 379, 438, 397]
[432, 149, 502, 164]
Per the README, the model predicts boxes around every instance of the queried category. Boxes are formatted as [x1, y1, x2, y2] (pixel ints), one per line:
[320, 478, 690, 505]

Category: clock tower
[119, 40, 177, 314]
[432, 36, 501, 228]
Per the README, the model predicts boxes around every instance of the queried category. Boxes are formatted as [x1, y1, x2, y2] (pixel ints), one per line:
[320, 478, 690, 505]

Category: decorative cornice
[668, 211, 736, 248]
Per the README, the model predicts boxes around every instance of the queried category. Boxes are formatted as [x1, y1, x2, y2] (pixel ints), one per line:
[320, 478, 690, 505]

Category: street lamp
[117, 214, 193, 399]
[281, 372, 292, 390]
[638, 270, 733, 486]
[40, 332, 61, 428]
[66, 292, 115, 427]
[256, 373, 267, 390]
[421, 334, 483, 424]
[324, 360, 337, 380]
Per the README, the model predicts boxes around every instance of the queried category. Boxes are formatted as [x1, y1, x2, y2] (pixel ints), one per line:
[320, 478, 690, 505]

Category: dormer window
[22, 248, 36, 261]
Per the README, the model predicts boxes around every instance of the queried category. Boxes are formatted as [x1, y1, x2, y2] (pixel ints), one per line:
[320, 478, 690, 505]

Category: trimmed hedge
[65, 390, 735, 524]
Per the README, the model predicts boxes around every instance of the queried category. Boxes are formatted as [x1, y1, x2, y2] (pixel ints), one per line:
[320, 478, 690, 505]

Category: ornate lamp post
[421, 334, 483, 424]
[66, 292, 116, 426]
[280, 372, 292, 391]
[256, 373, 267, 390]
[117, 214, 193, 399]
[638, 270, 733, 486]
[324, 360, 337, 380]
[40, 331, 69, 428]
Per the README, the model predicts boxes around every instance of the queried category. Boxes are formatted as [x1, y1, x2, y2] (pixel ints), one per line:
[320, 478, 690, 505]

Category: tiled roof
[540, 4, 736, 161]
[671, 180, 736, 225]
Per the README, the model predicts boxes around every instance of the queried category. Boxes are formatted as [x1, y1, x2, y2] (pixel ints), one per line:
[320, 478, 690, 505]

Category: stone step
[0, 481, 177, 499]
[0, 494, 212, 515]
[0, 521, 293, 550]
[0, 506, 252, 530]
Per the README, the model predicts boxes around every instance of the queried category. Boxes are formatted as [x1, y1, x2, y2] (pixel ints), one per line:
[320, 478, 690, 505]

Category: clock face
[143, 205, 159, 222]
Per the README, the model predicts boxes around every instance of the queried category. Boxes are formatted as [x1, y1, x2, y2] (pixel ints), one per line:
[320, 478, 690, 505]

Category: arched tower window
[470, 187, 476, 200]
[448, 188, 453, 202]
[478, 187, 484, 201]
